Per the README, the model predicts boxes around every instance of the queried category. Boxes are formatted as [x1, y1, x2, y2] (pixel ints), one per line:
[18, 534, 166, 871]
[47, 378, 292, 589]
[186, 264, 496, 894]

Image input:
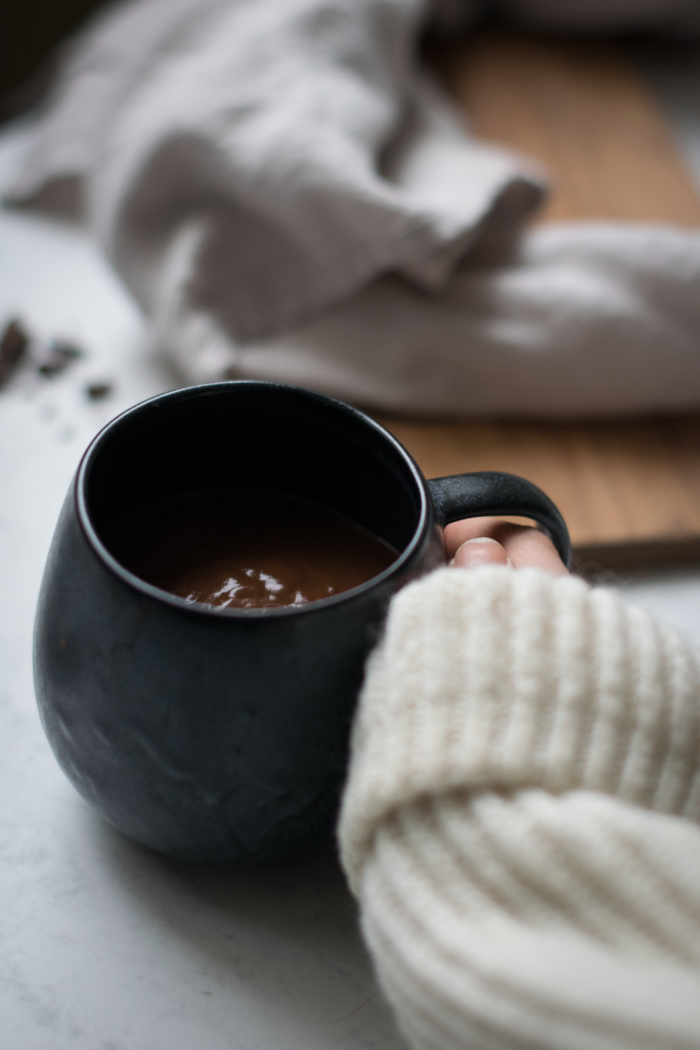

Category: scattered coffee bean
[85, 381, 113, 400]
[0, 319, 30, 388]
[38, 340, 85, 377]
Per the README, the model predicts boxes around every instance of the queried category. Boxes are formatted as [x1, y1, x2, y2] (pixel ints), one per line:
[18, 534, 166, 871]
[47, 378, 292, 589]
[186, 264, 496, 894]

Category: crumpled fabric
[9, 0, 700, 415]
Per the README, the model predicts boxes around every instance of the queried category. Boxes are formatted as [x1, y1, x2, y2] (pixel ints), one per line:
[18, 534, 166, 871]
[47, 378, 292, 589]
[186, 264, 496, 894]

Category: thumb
[451, 537, 511, 570]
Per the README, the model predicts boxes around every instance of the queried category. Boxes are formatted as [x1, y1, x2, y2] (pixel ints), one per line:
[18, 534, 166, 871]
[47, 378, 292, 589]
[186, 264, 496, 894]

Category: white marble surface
[2, 60, 700, 1047]
[0, 125, 405, 1050]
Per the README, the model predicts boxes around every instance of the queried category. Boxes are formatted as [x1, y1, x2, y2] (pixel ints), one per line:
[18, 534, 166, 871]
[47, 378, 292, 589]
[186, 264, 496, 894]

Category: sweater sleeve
[338, 566, 700, 1050]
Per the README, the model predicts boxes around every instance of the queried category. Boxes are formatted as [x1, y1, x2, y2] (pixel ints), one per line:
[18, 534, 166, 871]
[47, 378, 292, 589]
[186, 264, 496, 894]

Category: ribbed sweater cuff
[339, 566, 700, 893]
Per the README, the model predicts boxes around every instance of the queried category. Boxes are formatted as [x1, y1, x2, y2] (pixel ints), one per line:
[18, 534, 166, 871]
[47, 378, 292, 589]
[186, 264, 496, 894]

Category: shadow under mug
[34, 382, 570, 863]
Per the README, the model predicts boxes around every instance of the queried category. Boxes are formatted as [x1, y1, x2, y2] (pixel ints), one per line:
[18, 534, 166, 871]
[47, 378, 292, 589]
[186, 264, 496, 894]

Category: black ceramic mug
[34, 382, 570, 863]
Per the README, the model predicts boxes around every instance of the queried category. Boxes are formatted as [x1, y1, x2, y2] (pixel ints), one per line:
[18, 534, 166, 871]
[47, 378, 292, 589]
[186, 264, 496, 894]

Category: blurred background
[1, 0, 107, 117]
[3, 0, 700, 571]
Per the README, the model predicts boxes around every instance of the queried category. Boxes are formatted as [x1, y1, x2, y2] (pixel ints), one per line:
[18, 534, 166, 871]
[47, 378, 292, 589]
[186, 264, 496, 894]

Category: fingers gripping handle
[428, 471, 571, 569]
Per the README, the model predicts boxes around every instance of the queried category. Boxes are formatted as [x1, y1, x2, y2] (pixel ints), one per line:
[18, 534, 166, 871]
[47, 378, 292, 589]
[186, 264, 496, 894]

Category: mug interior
[79, 382, 426, 599]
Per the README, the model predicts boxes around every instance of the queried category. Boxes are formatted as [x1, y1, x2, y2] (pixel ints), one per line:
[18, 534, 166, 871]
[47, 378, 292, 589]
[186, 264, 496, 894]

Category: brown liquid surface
[103, 489, 398, 609]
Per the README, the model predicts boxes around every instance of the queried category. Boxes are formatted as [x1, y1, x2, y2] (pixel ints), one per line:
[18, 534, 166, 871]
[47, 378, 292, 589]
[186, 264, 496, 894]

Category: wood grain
[374, 413, 700, 564]
[434, 32, 700, 225]
[378, 33, 700, 567]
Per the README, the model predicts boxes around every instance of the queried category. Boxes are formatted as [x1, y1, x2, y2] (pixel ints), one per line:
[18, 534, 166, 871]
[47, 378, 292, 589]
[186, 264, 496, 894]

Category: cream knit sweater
[339, 566, 700, 1050]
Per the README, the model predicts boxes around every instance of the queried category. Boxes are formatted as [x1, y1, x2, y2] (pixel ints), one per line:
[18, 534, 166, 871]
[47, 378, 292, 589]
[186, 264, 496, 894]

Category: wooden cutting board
[373, 412, 700, 570]
[378, 32, 700, 570]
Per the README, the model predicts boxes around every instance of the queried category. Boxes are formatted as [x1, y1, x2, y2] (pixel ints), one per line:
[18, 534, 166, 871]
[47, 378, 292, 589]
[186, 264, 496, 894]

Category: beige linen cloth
[9, 0, 700, 415]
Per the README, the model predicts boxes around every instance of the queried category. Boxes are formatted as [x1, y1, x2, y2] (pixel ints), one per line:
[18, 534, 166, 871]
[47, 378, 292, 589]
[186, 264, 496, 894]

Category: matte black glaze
[34, 382, 570, 863]
[428, 472, 571, 567]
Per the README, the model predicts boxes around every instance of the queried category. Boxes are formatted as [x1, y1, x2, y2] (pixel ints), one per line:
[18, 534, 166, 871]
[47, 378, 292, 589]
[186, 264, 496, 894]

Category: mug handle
[428, 471, 571, 569]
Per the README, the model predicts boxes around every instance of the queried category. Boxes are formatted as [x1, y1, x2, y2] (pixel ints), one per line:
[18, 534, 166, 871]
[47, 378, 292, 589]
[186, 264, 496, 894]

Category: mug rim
[74, 380, 432, 619]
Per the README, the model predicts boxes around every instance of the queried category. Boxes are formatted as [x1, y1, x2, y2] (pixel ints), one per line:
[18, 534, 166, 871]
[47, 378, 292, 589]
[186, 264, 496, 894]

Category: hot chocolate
[103, 488, 398, 609]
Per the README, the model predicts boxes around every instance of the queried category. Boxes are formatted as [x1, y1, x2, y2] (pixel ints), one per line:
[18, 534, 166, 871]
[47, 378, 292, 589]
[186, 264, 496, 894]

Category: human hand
[444, 517, 569, 575]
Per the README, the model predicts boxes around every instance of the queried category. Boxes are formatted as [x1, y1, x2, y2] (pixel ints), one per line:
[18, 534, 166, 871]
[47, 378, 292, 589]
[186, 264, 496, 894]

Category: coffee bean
[0, 319, 29, 388]
[38, 340, 85, 377]
[85, 381, 113, 400]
